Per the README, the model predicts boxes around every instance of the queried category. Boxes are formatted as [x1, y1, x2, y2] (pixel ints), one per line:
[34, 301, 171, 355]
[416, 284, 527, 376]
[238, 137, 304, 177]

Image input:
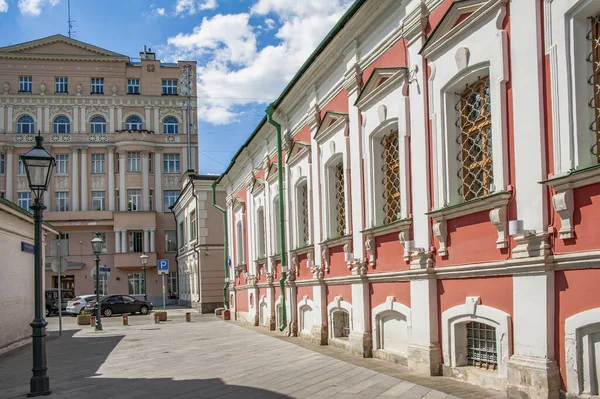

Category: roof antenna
[67, 0, 76, 38]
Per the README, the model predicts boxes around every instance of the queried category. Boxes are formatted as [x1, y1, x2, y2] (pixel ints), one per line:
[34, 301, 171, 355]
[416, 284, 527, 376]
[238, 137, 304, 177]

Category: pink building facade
[0, 35, 198, 305]
[216, 1, 600, 398]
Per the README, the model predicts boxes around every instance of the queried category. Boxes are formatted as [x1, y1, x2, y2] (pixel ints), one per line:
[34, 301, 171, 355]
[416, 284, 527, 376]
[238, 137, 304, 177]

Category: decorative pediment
[0, 34, 129, 61]
[265, 161, 280, 182]
[250, 177, 265, 195]
[232, 197, 246, 212]
[419, 0, 506, 58]
[314, 111, 348, 142]
[286, 141, 311, 165]
[355, 67, 407, 109]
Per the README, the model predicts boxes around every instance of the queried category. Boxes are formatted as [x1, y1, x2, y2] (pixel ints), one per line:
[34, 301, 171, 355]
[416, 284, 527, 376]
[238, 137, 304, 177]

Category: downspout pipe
[211, 180, 229, 310]
[266, 104, 287, 332]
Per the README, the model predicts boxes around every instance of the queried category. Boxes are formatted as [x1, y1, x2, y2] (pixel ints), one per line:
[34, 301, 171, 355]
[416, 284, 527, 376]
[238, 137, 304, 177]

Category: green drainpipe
[266, 104, 287, 332]
[212, 180, 229, 310]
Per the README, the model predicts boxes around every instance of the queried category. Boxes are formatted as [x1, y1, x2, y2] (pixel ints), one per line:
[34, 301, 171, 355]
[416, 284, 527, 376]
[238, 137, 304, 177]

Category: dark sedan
[85, 295, 153, 318]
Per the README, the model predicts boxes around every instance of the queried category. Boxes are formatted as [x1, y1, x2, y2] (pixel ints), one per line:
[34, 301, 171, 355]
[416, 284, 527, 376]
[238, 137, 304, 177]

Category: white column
[80, 146, 88, 211]
[36, 107, 42, 133]
[6, 106, 12, 133]
[0, 104, 5, 133]
[121, 229, 127, 253]
[73, 106, 79, 134]
[153, 107, 160, 134]
[154, 148, 163, 212]
[150, 229, 156, 252]
[119, 151, 126, 211]
[408, 278, 441, 375]
[109, 107, 115, 132]
[71, 147, 79, 211]
[145, 107, 151, 131]
[5, 146, 13, 202]
[115, 230, 121, 253]
[142, 151, 150, 211]
[117, 107, 123, 130]
[143, 229, 150, 253]
[80, 106, 86, 133]
[44, 106, 50, 133]
[108, 146, 115, 211]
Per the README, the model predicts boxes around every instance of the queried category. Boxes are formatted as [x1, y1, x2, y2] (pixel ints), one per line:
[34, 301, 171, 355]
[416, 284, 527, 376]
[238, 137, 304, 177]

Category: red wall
[294, 124, 311, 142]
[370, 281, 411, 308]
[326, 245, 349, 277]
[320, 90, 349, 117]
[326, 284, 352, 305]
[236, 289, 249, 312]
[553, 184, 600, 254]
[435, 211, 507, 266]
[371, 232, 409, 272]
[297, 286, 312, 301]
[296, 253, 312, 280]
[362, 39, 407, 82]
[555, 269, 600, 390]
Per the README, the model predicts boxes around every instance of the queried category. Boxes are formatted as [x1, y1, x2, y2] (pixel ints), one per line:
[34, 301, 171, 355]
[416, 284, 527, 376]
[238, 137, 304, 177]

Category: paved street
[0, 310, 505, 399]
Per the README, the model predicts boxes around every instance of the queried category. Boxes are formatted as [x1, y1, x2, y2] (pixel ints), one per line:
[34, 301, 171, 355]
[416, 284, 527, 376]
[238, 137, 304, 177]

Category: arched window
[465, 321, 497, 370]
[53, 116, 71, 134]
[326, 160, 345, 238]
[256, 207, 265, 258]
[17, 115, 34, 134]
[272, 196, 281, 254]
[332, 309, 350, 338]
[162, 117, 179, 134]
[125, 116, 143, 130]
[90, 115, 106, 134]
[296, 181, 309, 246]
[381, 132, 401, 224]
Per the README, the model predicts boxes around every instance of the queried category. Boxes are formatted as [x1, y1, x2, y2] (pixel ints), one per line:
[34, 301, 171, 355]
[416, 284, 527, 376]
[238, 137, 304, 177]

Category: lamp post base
[28, 380, 51, 397]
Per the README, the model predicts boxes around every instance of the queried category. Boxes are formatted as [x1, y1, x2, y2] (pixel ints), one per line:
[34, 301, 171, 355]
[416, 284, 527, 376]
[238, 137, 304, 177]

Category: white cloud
[18, 0, 60, 16]
[175, 0, 218, 16]
[156, 7, 166, 16]
[0, 0, 8, 13]
[161, 0, 353, 125]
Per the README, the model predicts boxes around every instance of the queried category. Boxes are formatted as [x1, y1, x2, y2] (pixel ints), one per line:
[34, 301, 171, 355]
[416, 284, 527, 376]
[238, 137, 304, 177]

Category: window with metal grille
[126, 116, 143, 130]
[236, 220, 244, 265]
[466, 321, 498, 370]
[127, 78, 140, 94]
[333, 310, 350, 338]
[55, 77, 68, 93]
[381, 132, 401, 224]
[127, 189, 141, 211]
[456, 76, 493, 201]
[91, 78, 104, 94]
[53, 115, 71, 134]
[163, 117, 179, 134]
[91, 153, 105, 174]
[273, 196, 281, 254]
[334, 162, 346, 237]
[588, 13, 600, 162]
[127, 152, 141, 172]
[163, 154, 180, 173]
[297, 182, 309, 246]
[55, 154, 69, 175]
[55, 191, 69, 211]
[128, 231, 143, 253]
[90, 115, 106, 133]
[162, 79, 178, 95]
[256, 207, 266, 258]
[17, 115, 34, 134]
[19, 76, 32, 93]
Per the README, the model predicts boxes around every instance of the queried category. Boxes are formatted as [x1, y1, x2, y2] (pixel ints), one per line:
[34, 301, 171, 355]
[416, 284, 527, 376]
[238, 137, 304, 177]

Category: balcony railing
[4, 132, 197, 145]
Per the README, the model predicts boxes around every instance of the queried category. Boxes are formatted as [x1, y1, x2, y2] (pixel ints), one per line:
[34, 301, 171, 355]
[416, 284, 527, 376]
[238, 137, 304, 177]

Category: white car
[66, 295, 97, 315]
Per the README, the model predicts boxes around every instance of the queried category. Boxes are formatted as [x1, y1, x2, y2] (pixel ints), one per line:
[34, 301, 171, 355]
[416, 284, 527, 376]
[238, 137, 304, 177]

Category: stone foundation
[348, 331, 372, 358]
[268, 316, 276, 331]
[407, 342, 442, 376]
[442, 364, 507, 392]
[507, 355, 560, 399]
[373, 349, 408, 366]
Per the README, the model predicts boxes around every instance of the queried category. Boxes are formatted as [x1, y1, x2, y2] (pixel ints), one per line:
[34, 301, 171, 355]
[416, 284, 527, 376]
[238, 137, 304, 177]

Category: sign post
[157, 260, 169, 311]
[50, 239, 69, 336]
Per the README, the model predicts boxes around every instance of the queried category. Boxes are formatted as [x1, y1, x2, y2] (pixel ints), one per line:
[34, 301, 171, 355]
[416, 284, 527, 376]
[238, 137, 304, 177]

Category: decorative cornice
[427, 191, 511, 221]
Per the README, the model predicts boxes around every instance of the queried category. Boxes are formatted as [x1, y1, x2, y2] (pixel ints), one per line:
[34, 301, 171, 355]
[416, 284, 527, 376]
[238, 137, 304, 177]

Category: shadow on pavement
[0, 329, 289, 399]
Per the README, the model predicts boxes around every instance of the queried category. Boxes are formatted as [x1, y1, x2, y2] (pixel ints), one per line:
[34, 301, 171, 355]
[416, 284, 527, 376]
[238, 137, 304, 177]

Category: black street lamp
[21, 132, 54, 397]
[91, 236, 104, 331]
[140, 253, 148, 302]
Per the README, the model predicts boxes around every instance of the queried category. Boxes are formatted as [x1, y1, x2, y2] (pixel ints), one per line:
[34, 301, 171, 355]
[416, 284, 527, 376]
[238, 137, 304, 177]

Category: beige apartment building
[0, 35, 198, 304]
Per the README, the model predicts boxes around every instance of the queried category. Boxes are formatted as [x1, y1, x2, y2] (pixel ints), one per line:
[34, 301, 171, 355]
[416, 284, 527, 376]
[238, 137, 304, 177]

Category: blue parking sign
[158, 259, 169, 274]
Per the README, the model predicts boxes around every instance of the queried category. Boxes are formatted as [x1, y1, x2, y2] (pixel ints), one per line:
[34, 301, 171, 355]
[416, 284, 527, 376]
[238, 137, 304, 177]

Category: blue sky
[0, 0, 353, 174]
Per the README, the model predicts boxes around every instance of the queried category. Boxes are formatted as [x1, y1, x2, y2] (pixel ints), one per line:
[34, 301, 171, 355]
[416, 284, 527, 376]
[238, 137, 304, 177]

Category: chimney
[140, 45, 156, 61]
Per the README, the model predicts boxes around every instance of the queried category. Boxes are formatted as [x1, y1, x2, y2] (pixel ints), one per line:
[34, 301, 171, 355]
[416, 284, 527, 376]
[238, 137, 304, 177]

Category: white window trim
[327, 296, 353, 340]
[371, 297, 412, 356]
[259, 295, 269, 327]
[297, 295, 316, 334]
[425, 3, 509, 210]
[323, 155, 347, 239]
[293, 178, 310, 248]
[441, 300, 512, 379]
[565, 307, 600, 395]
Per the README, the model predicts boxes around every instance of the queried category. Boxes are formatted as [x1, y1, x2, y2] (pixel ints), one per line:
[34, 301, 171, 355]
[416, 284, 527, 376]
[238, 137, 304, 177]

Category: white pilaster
[117, 107, 123, 129]
[182, 149, 188, 173]
[44, 106, 50, 133]
[109, 106, 115, 132]
[150, 229, 156, 252]
[6, 106, 12, 133]
[142, 151, 150, 211]
[72, 147, 79, 211]
[121, 229, 127, 253]
[5, 146, 13, 202]
[80, 106, 86, 133]
[349, 278, 371, 358]
[119, 151, 126, 211]
[153, 107, 160, 134]
[108, 146, 115, 211]
[143, 229, 150, 253]
[36, 107, 42, 133]
[73, 106, 79, 134]
[0, 104, 5, 133]
[154, 148, 163, 212]
[145, 107, 151, 130]
[80, 147, 88, 211]
[115, 230, 121, 253]
[408, 277, 441, 375]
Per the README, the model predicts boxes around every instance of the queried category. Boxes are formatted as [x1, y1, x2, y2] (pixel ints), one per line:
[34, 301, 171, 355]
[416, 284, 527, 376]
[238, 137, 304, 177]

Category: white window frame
[92, 191, 106, 211]
[327, 297, 353, 340]
[90, 115, 107, 134]
[163, 154, 180, 174]
[294, 179, 310, 247]
[190, 209, 197, 241]
[19, 76, 32, 93]
[255, 206, 266, 259]
[127, 189, 141, 211]
[53, 116, 71, 134]
[422, 2, 509, 209]
[125, 116, 143, 131]
[127, 152, 141, 172]
[162, 79, 178, 95]
[272, 195, 281, 255]
[371, 297, 412, 357]
[91, 153, 105, 174]
[55, 154, 69, 175]
[165, 230, 177, 252]
[55, 191, 69, 211]
[324, 156, 346, 239]
[128, 231, 143, 252]
[17, 115, 34, 134]
[565, 307, 600, 395]
[18, 192, 31, 210]
[91, 78, 104, 94]
[127, 78, 140, 94]
[18, 158, 25, 175]
[127, 273, 145, 295]
[162, 117, 179, 134]
[164, 190, 180, 210]
[55, 77, 68, 93]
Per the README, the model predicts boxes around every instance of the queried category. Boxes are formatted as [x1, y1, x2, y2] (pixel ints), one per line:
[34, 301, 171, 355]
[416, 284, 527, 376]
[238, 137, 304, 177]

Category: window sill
[18, 91, 32, 94]
[292, 244, 314, 255]
[254, 257, 268, 265]
[54, 92, 68, 95]
[319, 234, 352, 249]
[426, 191, 511, 221]
[90, 93, 104, 96]
[361, 218, 412, 239]
[540, 163, 600, 191]
[235, 263, 247, 272]
[127, 93, 141, 95]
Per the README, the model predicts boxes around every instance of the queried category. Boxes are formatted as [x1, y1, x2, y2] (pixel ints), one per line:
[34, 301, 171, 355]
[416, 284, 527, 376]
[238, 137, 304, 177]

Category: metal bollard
[90, 316, 96, 327]
[186, 312, 191, 322]
[154, 314, 160, 324]
[123, 315, 128, 326]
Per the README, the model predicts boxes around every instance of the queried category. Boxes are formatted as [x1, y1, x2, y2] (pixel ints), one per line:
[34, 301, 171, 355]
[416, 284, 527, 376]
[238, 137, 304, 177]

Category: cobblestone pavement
[0, 310, 506, 399]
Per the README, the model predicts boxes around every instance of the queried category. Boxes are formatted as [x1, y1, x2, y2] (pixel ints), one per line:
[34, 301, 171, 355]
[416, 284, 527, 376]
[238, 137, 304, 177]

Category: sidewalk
[0, 313, 505, 399]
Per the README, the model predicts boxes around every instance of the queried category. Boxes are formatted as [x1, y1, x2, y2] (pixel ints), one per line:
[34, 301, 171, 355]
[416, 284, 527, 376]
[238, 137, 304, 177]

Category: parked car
[45, 289, 75, 317]
[66, 295, 96, 315]
[85, 295, 153, 318]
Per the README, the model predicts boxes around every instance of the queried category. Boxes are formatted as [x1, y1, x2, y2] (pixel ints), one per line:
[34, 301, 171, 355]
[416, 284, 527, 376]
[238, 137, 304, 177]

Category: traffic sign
[51, 258, 69, 274]
[99, 267, 111, 274]
[158, 259, 169, 275]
